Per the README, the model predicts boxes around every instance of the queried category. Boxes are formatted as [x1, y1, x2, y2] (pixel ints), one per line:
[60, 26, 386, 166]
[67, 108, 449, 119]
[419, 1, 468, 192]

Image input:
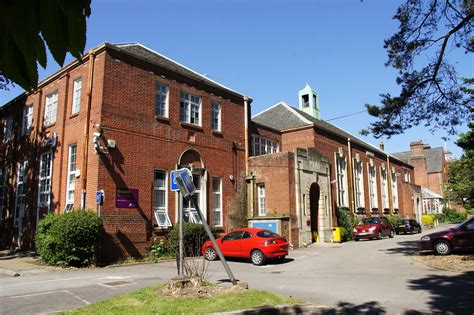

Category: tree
[0, 0, 91, 91]
[445, 121, 474, 208]
[366, 0, 473, 138]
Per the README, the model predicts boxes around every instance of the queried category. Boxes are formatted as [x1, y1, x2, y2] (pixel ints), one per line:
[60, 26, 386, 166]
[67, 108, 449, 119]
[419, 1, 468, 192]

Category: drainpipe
[387, 156, 393, 214]
[35, 90, 43, 227]
[347, 138, 355, 213]
[81, 50, 96, 209]
[57, 73, 70, 212]
[244, 96, 250, 175]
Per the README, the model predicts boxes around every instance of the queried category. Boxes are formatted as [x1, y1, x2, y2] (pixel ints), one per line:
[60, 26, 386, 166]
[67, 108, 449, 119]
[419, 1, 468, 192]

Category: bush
[147, 239, 172, 262]
[421, 214, 436, 227]
[35, 210, 102, 267]
[442, 208, 468, 223]
[389, 215, 401, 227]
[336, 207, 358, 242]
[167, 222, 216, 257]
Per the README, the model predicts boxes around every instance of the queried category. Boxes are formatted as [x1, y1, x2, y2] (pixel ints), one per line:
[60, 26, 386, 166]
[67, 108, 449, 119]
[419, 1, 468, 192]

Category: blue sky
[1, 0, 472, 156]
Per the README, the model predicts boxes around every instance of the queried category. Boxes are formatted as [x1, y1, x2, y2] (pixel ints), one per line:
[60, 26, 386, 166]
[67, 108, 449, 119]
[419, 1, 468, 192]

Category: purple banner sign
[116, 188, 139, 208]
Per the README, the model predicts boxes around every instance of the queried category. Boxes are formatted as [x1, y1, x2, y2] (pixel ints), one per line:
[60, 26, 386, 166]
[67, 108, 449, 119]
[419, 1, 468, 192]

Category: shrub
[167, 222, 216, 257]
[442, 208, 468, 223]
[147, 239, 172, 262]
[35, 210, 102, 267]
[389, 215, 401, 227]
[336, 207, 358, 242]
[421, 214, 436, 227]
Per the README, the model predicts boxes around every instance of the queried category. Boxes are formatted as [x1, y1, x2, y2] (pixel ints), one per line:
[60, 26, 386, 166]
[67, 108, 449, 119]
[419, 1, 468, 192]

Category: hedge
[35, 210, 102, 267]
[167, 222, 216, 257]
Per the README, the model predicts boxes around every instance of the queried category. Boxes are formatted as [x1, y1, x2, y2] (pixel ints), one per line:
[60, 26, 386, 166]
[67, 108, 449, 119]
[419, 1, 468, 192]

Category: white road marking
[98, 275, 135, 280]
[10, 275, 97, 286]
[9, 289, 90, 304]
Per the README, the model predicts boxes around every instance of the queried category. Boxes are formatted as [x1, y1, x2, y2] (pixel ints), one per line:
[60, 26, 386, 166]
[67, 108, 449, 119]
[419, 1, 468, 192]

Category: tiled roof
[421, 187, 443, 199]
[111, 43, 248, 99]
[392, 147, 444, 173]
[252, 102, 410, 165]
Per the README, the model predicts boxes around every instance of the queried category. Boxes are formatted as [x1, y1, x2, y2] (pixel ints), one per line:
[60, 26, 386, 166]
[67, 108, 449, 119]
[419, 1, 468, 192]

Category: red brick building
[0, 43, 250, 259]
[246, 85, 421, 248]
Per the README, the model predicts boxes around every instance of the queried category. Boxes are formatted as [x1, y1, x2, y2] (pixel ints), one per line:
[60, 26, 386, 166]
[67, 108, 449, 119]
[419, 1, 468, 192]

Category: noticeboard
[116, 188, 139, 208]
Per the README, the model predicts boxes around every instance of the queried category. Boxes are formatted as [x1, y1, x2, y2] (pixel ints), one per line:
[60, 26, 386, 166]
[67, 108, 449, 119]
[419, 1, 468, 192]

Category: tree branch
[433, 12, 473, 79]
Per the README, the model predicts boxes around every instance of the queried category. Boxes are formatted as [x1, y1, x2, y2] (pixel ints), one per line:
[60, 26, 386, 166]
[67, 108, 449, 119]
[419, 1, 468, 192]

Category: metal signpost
[171, 168, 237, 285]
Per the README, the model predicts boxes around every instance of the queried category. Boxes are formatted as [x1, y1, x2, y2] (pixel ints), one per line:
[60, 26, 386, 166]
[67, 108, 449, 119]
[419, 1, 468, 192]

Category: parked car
[352, 216, 394, 241]
[201, 228, 289, 265]
[419, 217, 474, 255]
[395, 219, 422, 234]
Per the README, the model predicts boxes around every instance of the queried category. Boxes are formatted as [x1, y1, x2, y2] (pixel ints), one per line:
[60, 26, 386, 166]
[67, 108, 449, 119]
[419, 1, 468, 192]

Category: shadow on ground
[382, 240, 420, 256]
[235, 301, 387, 314]
[408, 271, 474, 314]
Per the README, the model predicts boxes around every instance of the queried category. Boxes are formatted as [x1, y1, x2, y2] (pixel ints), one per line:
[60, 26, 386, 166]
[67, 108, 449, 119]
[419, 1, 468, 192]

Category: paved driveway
[0, 225, 472, 314]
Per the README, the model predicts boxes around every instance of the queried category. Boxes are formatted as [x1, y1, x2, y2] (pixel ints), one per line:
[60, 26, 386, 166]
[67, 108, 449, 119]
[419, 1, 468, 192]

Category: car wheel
[251, 249, 266, 266]
[354, 238, 360, 242]
[396, 231, 399, 235]
[418, 227, 422, 234]
[204, 247, 217, 261]
[434, 240, 451, 255]
[389, 230, 394, 238]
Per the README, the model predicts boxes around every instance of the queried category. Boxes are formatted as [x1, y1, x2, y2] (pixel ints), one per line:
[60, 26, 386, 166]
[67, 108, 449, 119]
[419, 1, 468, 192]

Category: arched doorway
[309, 183, 320, 242]
[178, 149, 206, 223]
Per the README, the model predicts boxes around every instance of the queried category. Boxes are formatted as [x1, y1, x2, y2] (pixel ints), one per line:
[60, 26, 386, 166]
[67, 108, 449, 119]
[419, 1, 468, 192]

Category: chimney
[379, 141, 384, 151]
[410, 140, 425, 157]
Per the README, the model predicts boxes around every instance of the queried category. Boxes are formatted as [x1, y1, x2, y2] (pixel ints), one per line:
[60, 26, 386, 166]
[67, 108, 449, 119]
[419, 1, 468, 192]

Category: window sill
[212, 130, 223, 136]
[180, 122, 203, 131]
[155, 115, 170, 123]
[70, 112, 79, 119]
[43, 122, 56, 129]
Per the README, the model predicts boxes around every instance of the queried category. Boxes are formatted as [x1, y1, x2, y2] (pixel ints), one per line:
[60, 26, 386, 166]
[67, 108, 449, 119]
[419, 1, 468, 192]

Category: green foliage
[389, 215, 401, 227]
[146, 239, 172, 262]
[336, 207, 358, 242]
[446, 122, 474, 209]
[35, 210, 102, 267]
[167, 222, 215, 257]
[0, 0, 91, 90]
[421, 214, 436, 227]
[441, 208, 468, 223]
[365, 0, 473, 138]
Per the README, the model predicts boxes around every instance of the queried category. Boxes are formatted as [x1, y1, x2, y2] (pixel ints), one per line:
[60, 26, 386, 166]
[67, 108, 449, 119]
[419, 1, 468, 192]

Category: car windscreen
[256, 230, 279, 238]
[361, 218, 379, 225]
[400, 220, 410, 224]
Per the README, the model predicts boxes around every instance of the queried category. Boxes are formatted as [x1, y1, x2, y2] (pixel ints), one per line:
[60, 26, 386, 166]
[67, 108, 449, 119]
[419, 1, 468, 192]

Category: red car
[352, 216, 395, 241]
[201, 228, 289, 265]
[419, 217, 474, 255]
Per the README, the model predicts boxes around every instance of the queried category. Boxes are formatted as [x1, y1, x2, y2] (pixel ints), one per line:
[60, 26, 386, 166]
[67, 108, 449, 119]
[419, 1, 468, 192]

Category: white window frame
[353, 160, 364, 208]
[368, 164, 378, 209]
[180, 92, 201, 125]
[72, 77, 82, 115]
[391, 170, 399, 209]
[22, 106, 33, 136]
[212, 176, 223, 227]
[257, 183, 266, 216]
[251, 134, 279, 156]
[44, 92, 58, 126]
[211, 102, 221, 131]
[181, 174, 204, 224]
[336, 155, 348, 207]
[3, 116, 13, 142]
[38, 152, 53, 208]
[65, 144, 77, 207]
[153, 170, 171, 227]
[156, 83, 169, 117]
[14, 161, 28, 228]
[380, 166, 389, 209]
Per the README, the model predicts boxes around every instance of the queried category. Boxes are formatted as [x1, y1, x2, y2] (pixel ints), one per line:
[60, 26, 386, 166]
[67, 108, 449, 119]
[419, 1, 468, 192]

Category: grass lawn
[64, 284, 301, 314]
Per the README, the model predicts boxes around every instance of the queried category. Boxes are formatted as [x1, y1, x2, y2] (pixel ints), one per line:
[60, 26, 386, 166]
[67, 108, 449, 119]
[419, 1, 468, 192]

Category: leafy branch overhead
[0, 0, 91, 91]
[366, 0, 473, 138]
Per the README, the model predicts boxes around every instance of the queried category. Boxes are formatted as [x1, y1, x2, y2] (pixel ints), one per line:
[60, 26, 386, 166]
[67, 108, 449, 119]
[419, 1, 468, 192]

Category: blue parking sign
[170, 171, 179, 191]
